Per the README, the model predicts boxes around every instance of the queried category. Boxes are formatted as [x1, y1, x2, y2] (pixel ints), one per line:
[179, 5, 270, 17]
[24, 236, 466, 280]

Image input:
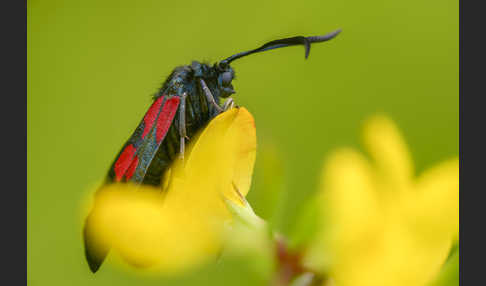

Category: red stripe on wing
[142, 96, 165, 139]
[156, 97, 180, 144]
[111, 96, 180, 183]
[125, 155, 139, 180]
[113, 144, 136, 181]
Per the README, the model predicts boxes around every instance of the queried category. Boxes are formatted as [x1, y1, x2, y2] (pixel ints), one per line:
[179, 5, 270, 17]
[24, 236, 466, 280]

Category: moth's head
[215, 62, 236, 98]
[191, 60, 235, 98]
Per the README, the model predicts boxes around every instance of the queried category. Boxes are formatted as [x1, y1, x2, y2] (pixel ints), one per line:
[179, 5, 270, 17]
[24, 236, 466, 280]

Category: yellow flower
[83, 107, 258, 274]
[314, 115, 458, 286]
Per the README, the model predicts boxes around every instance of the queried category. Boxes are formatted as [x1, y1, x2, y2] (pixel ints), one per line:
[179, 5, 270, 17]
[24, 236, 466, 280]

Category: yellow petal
[318, 149, 386, 286]
[169, 107, 256, 208]
[87, 184, 220, 273]
[227, 107, 257, 197]
[362, 115, 414, 192]
[313, 115, 458, 286]
[319, 148, 382, 254]
[410, 157, 459, 242]
[318, 150, 456, 286]
[85, 107, 258, 274]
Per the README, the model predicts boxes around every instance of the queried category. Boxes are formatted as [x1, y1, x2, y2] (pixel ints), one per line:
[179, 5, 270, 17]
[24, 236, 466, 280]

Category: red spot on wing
[142, 97, 165, 139]
[156, 97, 180, 144]
[114, 144, 136, 181]
[125, 155, 139, 180]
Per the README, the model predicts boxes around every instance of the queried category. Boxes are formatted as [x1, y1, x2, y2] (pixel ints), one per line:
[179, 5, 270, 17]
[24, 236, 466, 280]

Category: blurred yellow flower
[83, 107, 257, 274]
[315, 115, 458, 286]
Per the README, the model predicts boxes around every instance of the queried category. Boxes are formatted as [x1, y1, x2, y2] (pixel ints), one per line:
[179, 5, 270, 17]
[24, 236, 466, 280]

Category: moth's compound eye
[221, 72, 233, 86]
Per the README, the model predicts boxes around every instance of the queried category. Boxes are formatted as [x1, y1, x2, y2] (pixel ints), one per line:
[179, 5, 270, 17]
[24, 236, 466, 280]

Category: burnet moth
[83, 29, 341, 273]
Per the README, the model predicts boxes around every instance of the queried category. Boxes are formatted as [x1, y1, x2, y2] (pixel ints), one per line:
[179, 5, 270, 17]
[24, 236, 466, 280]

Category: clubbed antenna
[220, 29, 341, 65]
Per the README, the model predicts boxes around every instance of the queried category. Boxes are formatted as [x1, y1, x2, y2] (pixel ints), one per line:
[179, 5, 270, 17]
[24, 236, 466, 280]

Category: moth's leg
[199, 78, 223, 113]
[223, 97, 235, 111]
[178, 92, 187, 161]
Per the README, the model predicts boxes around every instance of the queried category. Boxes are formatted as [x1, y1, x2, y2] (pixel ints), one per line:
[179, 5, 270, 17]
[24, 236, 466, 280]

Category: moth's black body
[106, 62, 233, 186]
[84, 29, 341, 273]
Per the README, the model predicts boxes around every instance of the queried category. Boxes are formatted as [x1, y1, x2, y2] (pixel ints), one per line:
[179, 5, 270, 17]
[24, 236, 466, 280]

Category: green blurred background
[28, 0, 458, 285]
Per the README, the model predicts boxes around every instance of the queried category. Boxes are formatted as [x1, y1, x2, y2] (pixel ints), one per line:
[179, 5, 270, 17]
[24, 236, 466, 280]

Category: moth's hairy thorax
[142, 63, 222, 186]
